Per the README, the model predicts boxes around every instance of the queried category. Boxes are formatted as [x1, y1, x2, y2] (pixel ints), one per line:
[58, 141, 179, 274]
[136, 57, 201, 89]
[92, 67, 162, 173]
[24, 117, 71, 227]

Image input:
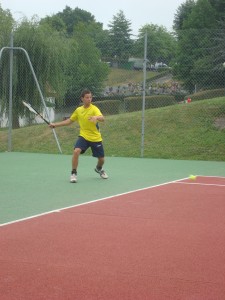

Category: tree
[183, 0, 217, 29]
[1, 17, 71, 128]
[64, 23, 109, 106]
[174, 0, 220, 92]
[173, 0, 195, 31]
[0, 5, 14, 127]
[73, 20, 111, 60]
[0, 4, 14, 46]
[40, 6, 111, 60]
[1, 5, 111, 129]
[209, 0, 225, 21]
[40, 15, 66, 33]
[133, 24, 177, 65]
[208, 19, 225, 87]
[54, 6, 97, 36]
[107, 10, 133, 61]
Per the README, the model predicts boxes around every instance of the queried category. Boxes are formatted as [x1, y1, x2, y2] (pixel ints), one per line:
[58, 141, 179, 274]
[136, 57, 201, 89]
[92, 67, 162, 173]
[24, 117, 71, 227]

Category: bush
[94, 100, 121, 115]
[124, 95, 176, 112]
[185, 88, 225, 101]
[173, 92, 186, 103]
[93, 95, 125, 101]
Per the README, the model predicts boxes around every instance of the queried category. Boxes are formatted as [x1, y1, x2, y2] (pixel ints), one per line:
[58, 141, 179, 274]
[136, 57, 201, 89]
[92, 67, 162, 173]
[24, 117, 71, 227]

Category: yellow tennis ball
[189, 175, 197, 180]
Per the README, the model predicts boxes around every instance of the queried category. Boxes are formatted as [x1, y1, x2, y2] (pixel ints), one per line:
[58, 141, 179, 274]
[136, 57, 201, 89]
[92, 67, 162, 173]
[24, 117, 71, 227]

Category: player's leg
[96, 156, 105, 169]
[91, 142, 108, 179]
[70, 137, 88, 183]
[95, 157, 108, 179]
[70, 148, 81, 183]
[72, 148, 82, 173]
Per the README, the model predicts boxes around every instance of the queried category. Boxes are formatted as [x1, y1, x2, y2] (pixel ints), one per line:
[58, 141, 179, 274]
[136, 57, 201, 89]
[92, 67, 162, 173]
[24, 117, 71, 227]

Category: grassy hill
[105, 68, 155, 86]
[0, 97, 225, 161]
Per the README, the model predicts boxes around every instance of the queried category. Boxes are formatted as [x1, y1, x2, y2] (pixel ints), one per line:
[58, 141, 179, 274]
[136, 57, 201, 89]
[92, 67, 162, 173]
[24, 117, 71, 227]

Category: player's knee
[98, 157, 105, 164]
[74, 148, 81, 156]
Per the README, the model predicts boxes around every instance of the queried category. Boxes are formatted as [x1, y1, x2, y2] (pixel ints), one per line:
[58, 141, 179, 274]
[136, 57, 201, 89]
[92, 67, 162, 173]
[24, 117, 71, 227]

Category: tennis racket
[22, 101, 50, 125]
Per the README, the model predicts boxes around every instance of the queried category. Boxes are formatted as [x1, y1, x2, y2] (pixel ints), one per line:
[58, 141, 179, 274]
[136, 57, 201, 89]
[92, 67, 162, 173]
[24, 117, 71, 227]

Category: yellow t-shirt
[70, 104, 103, 142]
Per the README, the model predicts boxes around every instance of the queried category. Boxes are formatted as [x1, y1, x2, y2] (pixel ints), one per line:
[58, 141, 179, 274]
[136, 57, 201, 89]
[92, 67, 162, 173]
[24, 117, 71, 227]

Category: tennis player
[49, 89, 108, 183]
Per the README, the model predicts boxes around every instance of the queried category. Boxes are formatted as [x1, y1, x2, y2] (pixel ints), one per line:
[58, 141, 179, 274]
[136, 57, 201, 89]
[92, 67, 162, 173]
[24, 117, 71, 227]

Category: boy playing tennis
[49, 89, 108, 183]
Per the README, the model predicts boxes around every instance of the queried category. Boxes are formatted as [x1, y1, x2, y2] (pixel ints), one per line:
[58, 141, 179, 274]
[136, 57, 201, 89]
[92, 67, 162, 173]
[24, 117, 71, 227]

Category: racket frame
[22, 101, 50, 125]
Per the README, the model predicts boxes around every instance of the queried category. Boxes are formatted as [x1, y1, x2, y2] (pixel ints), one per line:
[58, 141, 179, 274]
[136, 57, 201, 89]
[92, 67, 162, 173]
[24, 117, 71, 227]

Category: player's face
[82, 93, 92, 107]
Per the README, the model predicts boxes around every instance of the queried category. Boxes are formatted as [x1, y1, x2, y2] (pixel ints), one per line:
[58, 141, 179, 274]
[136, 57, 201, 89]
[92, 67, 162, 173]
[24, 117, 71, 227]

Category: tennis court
[1, 152, 225, 299]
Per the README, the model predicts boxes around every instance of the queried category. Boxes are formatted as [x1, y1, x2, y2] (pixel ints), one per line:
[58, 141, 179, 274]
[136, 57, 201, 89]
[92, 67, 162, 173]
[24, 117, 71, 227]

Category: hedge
[94, 99, 121, 115]
[124, 95, 176, 112]
[185, 88, 225, 101]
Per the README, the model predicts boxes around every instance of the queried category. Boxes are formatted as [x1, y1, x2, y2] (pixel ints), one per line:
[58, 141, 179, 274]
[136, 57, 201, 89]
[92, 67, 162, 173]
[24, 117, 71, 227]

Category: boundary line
[175, 175, 225, 187]
[1, 175, 224, 227]
[177, 182, 225, 187]
[0, 177, 185, 227]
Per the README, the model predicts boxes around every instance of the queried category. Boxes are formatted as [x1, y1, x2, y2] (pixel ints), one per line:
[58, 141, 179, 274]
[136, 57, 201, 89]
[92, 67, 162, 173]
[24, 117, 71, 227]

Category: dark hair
[80, 89, 91, 98]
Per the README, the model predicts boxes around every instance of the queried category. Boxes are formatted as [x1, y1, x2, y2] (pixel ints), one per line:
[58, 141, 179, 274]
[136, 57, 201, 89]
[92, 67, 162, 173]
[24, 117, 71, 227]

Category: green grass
[1, 97, 225, 161]
[105, 68, 155, 86]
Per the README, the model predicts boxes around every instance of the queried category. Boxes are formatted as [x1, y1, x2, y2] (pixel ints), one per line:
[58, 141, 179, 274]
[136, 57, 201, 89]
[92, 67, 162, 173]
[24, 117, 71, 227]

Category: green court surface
[1, 152, 225, 224]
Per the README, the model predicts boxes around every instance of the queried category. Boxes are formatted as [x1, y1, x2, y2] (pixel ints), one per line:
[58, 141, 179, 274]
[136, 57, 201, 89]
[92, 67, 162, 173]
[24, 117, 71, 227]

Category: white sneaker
[70, 173, 77, 183]
[95, 168, 108, 179]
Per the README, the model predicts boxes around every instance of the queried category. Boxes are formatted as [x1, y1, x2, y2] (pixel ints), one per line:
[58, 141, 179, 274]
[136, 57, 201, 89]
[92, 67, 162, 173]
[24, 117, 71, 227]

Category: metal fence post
[141, 32, 147, 158]
[0, 45, 62, 154]
[8, 32, 13, 152]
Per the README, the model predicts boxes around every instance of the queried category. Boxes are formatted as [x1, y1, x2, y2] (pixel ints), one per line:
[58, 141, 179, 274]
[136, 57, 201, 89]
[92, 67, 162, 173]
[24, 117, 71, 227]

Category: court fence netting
[0, 25, 225, 161]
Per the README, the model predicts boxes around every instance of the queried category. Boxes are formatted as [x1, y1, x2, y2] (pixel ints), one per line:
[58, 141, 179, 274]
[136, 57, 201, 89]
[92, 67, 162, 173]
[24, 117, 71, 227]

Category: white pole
[141, 32, 147, 158]
[1, 46, 62, 154]
[17, 47, 62, 154]
[8, 32, 13, 151]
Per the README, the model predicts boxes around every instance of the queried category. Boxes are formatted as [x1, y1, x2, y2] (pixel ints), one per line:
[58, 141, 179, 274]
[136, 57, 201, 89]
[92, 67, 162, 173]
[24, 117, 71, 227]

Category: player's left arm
[88, 115, 104, 122]
[88, 105, 105, 123]
[89, 106, 105, 123]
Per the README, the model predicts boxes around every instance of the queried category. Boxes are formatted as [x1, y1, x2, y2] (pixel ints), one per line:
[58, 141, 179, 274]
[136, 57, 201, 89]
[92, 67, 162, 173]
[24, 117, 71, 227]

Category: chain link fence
[0, 30, 225, 161]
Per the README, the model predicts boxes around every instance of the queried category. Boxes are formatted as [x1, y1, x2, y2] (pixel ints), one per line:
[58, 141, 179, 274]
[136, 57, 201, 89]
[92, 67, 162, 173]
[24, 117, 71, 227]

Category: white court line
[0, 177, 186, 227]
[175, 175, 225, 187]
[1, 176, 224, 227]
[196, 175, 225, 179]
[177, 182, 225, 187]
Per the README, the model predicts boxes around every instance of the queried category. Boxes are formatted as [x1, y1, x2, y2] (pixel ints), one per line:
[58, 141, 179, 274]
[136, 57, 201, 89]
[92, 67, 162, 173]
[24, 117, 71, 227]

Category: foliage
[1, 10, 110, 127]
[210, 20, 225, 88]
[54, 6, 97, 36]
[40, 6, 111, 60]
[107, 10, 133, 60]
[1, 19, 71, 128]
[183, 0, 217, 29]
[0, 4, 14, 115]
[173, 0, 195, 31]
[208, 0, 225, 21]
[124, 95, 176, 112]
[184, 88, 225, 101]
[174, 0, 225, 92]
[2, 1, 225, 134]
[40, 15, 66, 33]
[93, 99, 121, 115]
[14, 19, 71, 98]
[73, 21, 111, 60]
[64, 26, 109, 107]
[0, 4, 14, 46]
[134, 24, 177, 65]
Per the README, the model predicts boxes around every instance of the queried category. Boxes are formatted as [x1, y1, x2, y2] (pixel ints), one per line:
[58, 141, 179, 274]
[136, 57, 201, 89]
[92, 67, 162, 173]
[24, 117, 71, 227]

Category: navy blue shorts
[74, 136, 105, 158]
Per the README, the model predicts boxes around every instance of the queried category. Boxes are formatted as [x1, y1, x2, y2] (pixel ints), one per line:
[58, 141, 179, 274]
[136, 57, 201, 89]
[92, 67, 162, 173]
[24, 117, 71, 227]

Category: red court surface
[0, 176, 225, 300]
